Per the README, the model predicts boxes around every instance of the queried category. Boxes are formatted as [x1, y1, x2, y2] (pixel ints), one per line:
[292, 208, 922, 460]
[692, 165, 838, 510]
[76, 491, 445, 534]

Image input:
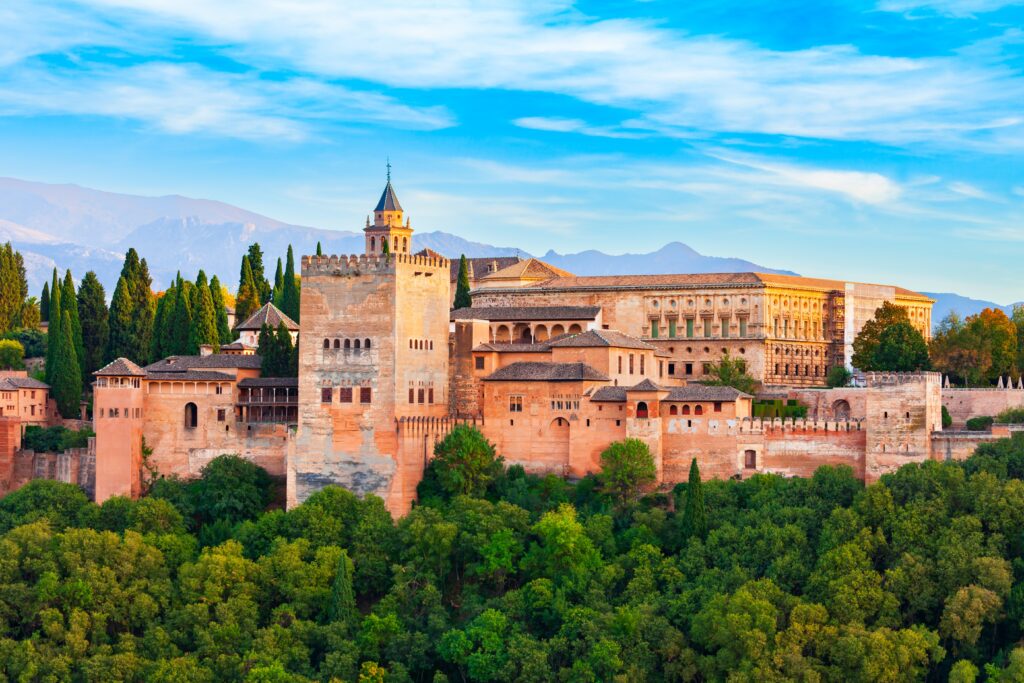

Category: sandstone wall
[942, 388, 1024, 428]
[863, 372, 941, 483]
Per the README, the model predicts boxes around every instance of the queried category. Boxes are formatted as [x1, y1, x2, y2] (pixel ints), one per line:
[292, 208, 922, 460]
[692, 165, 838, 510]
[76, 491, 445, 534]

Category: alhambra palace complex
[3, 180, 1023, 515]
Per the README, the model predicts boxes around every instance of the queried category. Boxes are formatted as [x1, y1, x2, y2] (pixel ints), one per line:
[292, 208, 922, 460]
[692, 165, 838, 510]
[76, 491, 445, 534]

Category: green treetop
[281, 245, 300, 322]
[51, 310, 82, 418]
[188, 270, 219, 354]
[235, 256, 260, 325]
[76, 271, 109, 378]
[40, 281, 49, 323]
[680, 458, 707, 541]
[209, 275, 232, 345]
[454, 254, 472, 309]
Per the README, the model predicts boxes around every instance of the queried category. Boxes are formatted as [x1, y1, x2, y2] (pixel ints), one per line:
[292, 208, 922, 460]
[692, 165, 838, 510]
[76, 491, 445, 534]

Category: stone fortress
[80, 179, 1020, 516]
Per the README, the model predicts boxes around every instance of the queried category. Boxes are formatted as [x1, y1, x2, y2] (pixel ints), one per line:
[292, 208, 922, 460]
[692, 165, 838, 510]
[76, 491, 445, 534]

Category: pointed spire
[998, 375, 1005, 389]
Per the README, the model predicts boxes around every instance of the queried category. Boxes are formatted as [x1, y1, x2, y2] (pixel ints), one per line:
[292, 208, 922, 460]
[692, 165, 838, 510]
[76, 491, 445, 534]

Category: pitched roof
[0, 376, 49, 390]
[480, 258, 573, 282]
[235, 302, 299, 332]
[238, 377, 299, 388]
[416, 248, 446, 259]
[473, 342, 552, 353]
[451, 306, 601, 322]
[146, 370, 236, 382]
[549, 329, 654, 350]
[219, 341, 257, 351]
[753, 272, 930, 300]
[484, 361, 609, 382]
[374, 181, 403, 212]
[628, 379, 662, 392]
[665, 385, 752, 401]
[94, 358, 147, 377]
[145, 354, 263, 372]
[589, 386, 627, 402]
[448, 256, 523, 283]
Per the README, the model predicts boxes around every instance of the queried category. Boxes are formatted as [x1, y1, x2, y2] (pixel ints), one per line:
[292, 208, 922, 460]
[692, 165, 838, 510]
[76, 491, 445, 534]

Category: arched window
[429, 340, 433, 350]
[354, 339, 361, 349]
[323, 339, 330, 349]
[694, 404, 704, 415]
[669, 405, 678, 415]
[403, 237, 408, 252]
[344, 339, 351, 349]
[334, 339, 340, 349]
[636, 401, 649, 419]
[365, 338, 371, 349]
[370, 236, 376, 252]
[681, 405, 691, 415]
[184, 402, 198, 429]
[568, 323, 582, 334]
[394, 236, 399, 251]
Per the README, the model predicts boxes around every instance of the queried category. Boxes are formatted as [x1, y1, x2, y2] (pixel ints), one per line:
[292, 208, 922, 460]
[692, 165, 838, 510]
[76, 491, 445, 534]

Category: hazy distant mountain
[540, 242, 798, 277]
[0, 176, 793, 295]
[924, 292, 1022, 326]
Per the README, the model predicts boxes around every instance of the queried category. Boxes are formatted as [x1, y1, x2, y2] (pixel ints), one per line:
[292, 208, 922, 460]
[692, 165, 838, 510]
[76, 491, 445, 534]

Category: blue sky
[2, 1, 1023, 301]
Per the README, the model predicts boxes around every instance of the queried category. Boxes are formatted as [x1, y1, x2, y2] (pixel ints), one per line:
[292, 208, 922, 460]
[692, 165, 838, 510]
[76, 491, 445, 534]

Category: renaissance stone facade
[82, 179, 998, 519]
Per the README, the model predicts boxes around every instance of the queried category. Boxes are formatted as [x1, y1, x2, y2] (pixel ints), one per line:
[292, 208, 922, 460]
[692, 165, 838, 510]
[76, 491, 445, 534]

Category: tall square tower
[290, 180, 450, 515]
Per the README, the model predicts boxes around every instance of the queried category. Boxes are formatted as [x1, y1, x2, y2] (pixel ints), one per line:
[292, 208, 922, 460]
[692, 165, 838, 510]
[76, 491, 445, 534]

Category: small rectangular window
[720, 318, 729, 338]
[409, 388, 415, 404]
[217, 408, 226, 421]
[418, 388, 425, 404]
[475, 357, 484, 370]
[360, 387, 372, 404]
[640, 355, 645, 375]
[321, 388, 332, 403]
[702, 362, 711, 374]
[669, 319, 677, 338]
[685, 363, 693, 375]
[509, 396, 523, 412]
[668, 362, 676, 375]
[629, 354, 635, 374]
[339, 387, 353, 403]
[429, 388, 434, 404]
[703, 319, 712, 338]
[739, 318, 748, 337]
[650, 320, 659, 338]
[215, 384, 223, 394]
[714, 402, 722, 413]
[686, 318, 694, 338]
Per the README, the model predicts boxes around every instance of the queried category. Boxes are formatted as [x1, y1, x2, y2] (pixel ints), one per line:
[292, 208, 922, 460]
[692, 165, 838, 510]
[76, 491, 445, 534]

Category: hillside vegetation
[3, 430, 1024, 681]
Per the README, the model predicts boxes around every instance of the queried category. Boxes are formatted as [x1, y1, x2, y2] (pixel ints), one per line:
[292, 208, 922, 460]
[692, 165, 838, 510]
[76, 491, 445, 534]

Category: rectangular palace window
[686, 318, 694, 338]
[739, 318, 747, 337]
[669, 319, 677, 337]
[321, 388, 332, 403]
[509, 395, 523, 412]
[360, 387, 372, 404]
[418, 388, 425, 404]
[338, 387, 353, 403]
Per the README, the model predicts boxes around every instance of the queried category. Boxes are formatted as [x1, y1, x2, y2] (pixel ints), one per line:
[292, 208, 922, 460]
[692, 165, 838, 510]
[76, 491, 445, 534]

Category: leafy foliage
[258, 322, 298, 377]
[873, 320, 930, 371]
[598, 438, 656, 507]
[827, 364, 852, 388]
[852, 301, 910, 371]
[966, 416, 994, 431]
[454, 254, 472, 310]
[702, 351, 757, 394]
[932, 309, 1019, 386]
[0, 339, 24, 370]
[21, 425, 95, 453]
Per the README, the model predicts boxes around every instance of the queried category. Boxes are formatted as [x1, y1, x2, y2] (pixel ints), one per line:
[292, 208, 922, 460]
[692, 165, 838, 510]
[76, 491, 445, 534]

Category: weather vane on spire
[386, 157, 391, 182]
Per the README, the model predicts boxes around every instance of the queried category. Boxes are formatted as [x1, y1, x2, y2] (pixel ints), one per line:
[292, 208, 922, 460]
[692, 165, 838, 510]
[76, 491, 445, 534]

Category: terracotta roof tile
[548, 329, 654, 350]
[145, 355, 262, 372]
[484, 361, 609, 382]
[451, 306, 600, 322]
[145, 370, 236, 381]
[94, 358, 147, 376]
[235, 302, 299, 332]
[238, 377, 299, 388]
[0, 377, 49, 390]
[665, 385, 752, 400]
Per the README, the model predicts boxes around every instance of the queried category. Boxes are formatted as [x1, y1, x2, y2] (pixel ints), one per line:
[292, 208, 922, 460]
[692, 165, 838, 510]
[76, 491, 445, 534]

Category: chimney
[199, 344, 214, 357]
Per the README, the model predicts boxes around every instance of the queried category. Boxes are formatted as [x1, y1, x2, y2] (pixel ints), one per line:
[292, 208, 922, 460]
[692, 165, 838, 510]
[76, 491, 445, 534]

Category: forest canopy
[3, 426, 1024, 681]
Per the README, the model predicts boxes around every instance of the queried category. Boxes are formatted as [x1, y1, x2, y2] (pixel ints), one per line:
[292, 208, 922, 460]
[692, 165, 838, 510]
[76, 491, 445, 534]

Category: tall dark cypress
[113, 249, 155, 364]
[681, 458, 707, 541]
[454, 254, 472, 309]
[40, 281, 50, 323]
[209, 275, 232, 345]
[61, 270, 84, 374]
[170, 276, 193, 356]
[235, 257, 260, 325]
[328, 549, 357, 628]
[247, 243, 272, 304]
[150, 290, 169, 361]
[188, 270, 218, 354]
[106, 276, 134, 363]
[52, 310, 82, 418]
[272, 258, 284, 309]
[76, 272, 109, 379]
[45, 273, 61, 384]
[316, 241, 323, 257]
[281, 245, 299, 322]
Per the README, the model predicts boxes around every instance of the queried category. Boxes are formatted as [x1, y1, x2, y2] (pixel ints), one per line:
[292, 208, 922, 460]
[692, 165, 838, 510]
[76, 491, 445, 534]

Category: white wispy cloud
[948, 180, 996, 200]
[512, 116, 647, 139]
[877, 0, 1024, 17]
[0, 60, 454, 141]
[10, 0, 1022, 148]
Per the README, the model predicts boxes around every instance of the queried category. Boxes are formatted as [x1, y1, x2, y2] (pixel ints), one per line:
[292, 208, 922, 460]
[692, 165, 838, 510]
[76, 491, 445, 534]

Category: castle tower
[364, 167, 413, 255]
[292, 184, 451, 516]
[863, 371, 942, 482]
[92, 358, 147, 502]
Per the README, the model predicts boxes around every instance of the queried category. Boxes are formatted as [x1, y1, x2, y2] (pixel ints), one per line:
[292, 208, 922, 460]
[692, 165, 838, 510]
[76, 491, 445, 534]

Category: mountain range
[0, 176, 1013, 327]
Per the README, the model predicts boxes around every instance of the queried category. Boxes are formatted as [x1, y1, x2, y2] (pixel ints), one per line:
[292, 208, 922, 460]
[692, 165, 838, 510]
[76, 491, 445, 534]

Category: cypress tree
[275, 322, 296, 377]
[247, 243, 272, 304]
[680, 458, 707, 541]
[328, 549, 357, 627]
[454, 254, 472, 309]
[61, 270, 84, 373]
[150, 290, 168, 360]
[158, 284, 180, 358]
[106, 276, 134, 362]
[235, 256, 260, 325]
[0, 243, 27, 333]
[209, 275, 232, 344]
[40, 281, 50, 323]
[170, 275, 193, 355]
[113, 249, 155, 364]
[281, 245, 299, 322]
[45, 275, 62, 384]
[257, 323, 276, 375]
[52, 310, 82, 418]
[316, 241, 323, 256]
[188, 271, 219, 353]
[272, 258, 284, 309]
[77, 272, 108, 378]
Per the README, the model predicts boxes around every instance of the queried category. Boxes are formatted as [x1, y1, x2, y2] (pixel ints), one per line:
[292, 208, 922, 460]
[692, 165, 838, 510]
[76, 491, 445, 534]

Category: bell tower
[364, 162, 413, 255]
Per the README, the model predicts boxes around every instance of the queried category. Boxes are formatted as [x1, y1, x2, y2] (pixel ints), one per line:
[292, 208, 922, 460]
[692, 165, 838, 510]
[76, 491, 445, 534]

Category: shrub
[422, 425, 503, 499]
[942, 405, 952, 429]
[996, 407, 1024, 424]
[21, 425, 94, 453]
[966, 416, 994, 431]
[0, 339, 25, 369]
[826, 366, 852, 388]
[599, 438, 657, 507]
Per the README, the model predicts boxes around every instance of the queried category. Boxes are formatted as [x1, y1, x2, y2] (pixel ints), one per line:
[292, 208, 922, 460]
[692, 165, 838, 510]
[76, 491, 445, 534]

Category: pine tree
[40, 281, 50, 323]
[235, 256, 260, 325]
[45, 274, 62, 384]
[316, 241, 323, 257]
[61, 270, 84, 375]
[209, 275, 232, 344]
[281, 245, 299, 322]
[454, 254, 472, 309]
[328, 549, 357, 627]
[188, 271, 219, 353]
[106, 276, 135, 363]
[52, 310, 82, 418]
[272, 258, 284, 309]
[680, 458, 707, 541]
[77, 272, 109, 378]
[247, 243, 272, 304]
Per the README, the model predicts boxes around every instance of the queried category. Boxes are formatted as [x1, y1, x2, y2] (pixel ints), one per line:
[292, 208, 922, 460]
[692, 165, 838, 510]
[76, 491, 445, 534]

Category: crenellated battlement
[865, 371, 941, 387]
[301, 252, 450, 276]
[738, 417, 864, 434]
